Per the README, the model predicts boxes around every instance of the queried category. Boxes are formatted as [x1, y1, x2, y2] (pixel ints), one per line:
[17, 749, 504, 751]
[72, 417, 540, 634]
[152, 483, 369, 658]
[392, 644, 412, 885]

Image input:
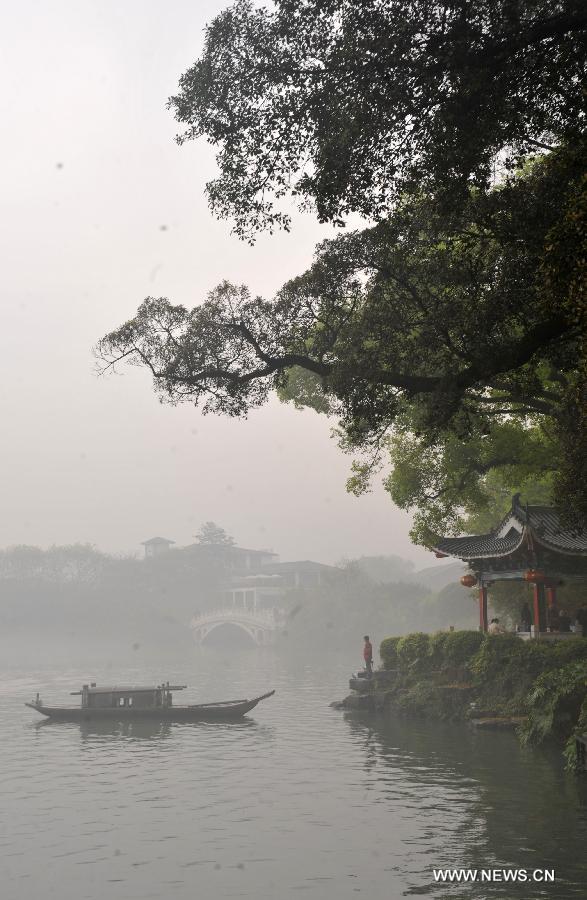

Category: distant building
[231, 546, 279, 571]
[219, 560, 340, 611]
[141, 537, 175, 559]
[222, 573, 285, 611]
[259, 560, 339, 589]
[182, 543, 278, 572]
[139, 536, 337, 600]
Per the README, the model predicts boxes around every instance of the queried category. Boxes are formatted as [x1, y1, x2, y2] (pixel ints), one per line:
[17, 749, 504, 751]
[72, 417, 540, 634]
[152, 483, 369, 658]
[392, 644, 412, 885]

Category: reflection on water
[345, 714, 587, 898]
[80, 720, 174, 742]
[33, 718, 265, 744]
[2, 644, 587, 899]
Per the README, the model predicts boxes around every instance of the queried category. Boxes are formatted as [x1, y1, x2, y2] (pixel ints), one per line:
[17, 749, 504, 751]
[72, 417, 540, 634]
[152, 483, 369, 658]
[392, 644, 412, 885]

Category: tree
[169, 0, 586, 237]
[196, 521, 235, 546]
[97, 1, 586, 542]
[383, 421, 558, 544]
[97, 148, 583, 539]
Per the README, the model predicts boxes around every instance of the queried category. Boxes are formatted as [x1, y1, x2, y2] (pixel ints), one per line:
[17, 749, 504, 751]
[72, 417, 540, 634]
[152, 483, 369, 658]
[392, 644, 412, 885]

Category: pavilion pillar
[533, 583, 547, 637]
[479, 585, 488, 632]
[546, 585, 557, 608]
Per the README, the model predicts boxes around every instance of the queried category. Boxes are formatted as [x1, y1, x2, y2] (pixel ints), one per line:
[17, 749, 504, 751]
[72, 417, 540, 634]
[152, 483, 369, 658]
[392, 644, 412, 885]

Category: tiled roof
[526, 506, 587, 554]
[433, 529, 525, 560]
[431, 496, 587, 561]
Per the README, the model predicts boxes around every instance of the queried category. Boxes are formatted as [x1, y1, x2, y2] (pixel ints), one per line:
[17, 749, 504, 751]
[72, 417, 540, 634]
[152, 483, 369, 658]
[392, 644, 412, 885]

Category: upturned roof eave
[430, 528, 527, 561]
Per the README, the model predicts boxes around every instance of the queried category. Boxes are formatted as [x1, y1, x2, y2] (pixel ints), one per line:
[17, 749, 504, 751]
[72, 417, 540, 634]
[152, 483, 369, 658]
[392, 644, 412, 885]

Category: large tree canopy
[98, 147, 584, 539]
[98, 1, 586, 541]
[170, 0, 586, 237]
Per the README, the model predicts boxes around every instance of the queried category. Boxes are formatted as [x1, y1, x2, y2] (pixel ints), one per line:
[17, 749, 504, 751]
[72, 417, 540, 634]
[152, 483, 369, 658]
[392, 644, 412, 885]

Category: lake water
[1, 641, 586, 899]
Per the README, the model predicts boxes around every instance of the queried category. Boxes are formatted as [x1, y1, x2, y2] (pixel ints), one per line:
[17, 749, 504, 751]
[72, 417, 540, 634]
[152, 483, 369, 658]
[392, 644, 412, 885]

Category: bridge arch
[190, 607, 282, 647]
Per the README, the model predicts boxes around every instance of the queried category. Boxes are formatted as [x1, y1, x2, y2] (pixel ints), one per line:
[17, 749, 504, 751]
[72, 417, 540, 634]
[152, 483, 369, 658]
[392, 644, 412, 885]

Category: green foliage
[276, 366, 335, 415]
[428, 631, 451, 666]
[563, 696, 587, 773]
[521, 661, 587, 746]
[98, 148, 585, 540]
[471, 633, 547, 681]
[387, 629, 485, 672]
[386, 421, 558, 543]
[442, 630, 486, 669]
[470, 635, 587, 720]
[464, 470, 554, 535]
[392, 682, 450, 718]
[471, 634, 587, 682]
[380, 636, 401, 670]
[379, 630, 587, 768]
[396, 632, 431, 670]
[97, 2, 587, 538]
[169, 0, 585, 236]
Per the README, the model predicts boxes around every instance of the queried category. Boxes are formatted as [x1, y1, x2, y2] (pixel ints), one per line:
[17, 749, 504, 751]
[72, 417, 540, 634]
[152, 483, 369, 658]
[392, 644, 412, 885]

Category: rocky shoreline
[328, 630, 587, 772]
[332, 669, 527, 730]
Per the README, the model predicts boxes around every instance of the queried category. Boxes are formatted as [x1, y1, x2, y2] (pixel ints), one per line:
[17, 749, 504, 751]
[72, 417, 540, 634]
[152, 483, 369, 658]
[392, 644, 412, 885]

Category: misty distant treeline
[0, 544, 222, 647]
[0, 544, 473, 655]
[279, 557, 475, 657]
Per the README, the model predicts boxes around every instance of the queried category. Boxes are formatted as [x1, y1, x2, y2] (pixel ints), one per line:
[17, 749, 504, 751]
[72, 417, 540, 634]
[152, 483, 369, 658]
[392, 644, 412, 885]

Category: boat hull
[26, 691, 274, 723]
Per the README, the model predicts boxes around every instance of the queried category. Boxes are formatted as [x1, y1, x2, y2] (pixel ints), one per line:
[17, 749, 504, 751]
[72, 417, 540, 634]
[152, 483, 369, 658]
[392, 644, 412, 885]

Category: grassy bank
[369, 631, 587, 771]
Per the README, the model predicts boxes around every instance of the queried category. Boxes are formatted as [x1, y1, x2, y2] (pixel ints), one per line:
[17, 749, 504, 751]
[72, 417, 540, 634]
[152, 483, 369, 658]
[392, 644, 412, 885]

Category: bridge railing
[190, 606, 284, 629]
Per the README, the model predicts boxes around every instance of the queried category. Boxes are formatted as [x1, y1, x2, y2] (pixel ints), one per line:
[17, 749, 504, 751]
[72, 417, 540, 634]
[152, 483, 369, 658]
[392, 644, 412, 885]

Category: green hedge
[380, 636, 401, 669]
[377, 629, 587, 768]
[397, 632, 431, 669]
[437, 630, 485, 669]
[383, 629, 486, 672]
[471, 634, 587, 682]
[380, 629, 587, 685]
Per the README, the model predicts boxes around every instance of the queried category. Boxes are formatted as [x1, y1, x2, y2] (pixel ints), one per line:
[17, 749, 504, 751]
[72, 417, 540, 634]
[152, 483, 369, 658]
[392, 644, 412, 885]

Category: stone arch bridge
[190, 607, 283, 646]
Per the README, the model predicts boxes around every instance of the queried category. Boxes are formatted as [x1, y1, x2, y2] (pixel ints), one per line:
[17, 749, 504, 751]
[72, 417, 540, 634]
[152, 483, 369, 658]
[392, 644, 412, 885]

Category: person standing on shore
[363, 635, 373, 677]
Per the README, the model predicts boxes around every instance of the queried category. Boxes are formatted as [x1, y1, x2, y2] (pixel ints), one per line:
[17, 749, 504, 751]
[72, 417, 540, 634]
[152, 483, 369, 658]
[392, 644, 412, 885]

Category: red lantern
[524, 569, 546, 584]
[460, 574, 477, 588]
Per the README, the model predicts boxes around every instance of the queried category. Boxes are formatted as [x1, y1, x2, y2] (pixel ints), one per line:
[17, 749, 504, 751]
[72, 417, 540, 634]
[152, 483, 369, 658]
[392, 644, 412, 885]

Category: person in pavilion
[488, 618, 506, 635]
[520, 602, 531, 632]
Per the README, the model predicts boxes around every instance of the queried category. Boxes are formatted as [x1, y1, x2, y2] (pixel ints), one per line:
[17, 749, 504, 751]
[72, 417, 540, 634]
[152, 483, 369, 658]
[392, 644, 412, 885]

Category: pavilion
[431, 494, 587, 636]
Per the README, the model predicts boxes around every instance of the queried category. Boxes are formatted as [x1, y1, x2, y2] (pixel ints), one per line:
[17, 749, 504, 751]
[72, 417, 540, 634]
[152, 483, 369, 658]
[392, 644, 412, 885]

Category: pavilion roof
[432, 495, 587, 561]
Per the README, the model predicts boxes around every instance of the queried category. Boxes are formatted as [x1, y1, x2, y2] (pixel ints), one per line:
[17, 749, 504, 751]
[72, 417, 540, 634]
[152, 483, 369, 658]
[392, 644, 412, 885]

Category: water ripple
[1, 648, 586, 899]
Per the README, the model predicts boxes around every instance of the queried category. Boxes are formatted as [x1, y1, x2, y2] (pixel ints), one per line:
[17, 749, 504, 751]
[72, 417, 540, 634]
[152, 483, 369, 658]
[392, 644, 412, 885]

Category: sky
[0, 0, 433, 567]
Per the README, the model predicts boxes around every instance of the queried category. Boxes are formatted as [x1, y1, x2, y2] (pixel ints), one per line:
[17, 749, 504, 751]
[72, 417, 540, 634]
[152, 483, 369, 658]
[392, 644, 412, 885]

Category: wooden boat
[25, 682, 275, 723]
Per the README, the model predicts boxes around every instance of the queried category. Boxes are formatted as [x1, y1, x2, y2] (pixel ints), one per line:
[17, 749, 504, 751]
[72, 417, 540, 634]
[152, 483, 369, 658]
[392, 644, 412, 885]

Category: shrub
[428, 631, 450, 666]
[563, 695, 587, 772]
[471, 635, 587, 685]
[470, 633, 540, 679]
[550, 638, 587, 667]
[380, 636, 401, 669]
[443, 630, 486, 668]
[520, 660, 587, 747]
[428, 630, 485, 671]
[397, 632, 431, 670]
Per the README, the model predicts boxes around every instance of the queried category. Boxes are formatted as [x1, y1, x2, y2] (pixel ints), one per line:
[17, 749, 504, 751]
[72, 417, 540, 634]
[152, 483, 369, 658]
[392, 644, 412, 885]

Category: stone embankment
[330, 631, 587, 770]
[334, 669, 527, 729]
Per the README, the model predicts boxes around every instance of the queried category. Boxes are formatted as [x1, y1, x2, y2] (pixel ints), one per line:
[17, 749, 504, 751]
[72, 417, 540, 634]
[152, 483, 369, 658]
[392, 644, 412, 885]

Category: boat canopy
[83, 685, 186, 694]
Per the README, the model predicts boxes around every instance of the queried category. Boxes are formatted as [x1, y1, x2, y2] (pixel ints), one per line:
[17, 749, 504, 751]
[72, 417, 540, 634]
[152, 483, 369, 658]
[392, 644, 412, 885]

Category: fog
[0, 0, 432, 566]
